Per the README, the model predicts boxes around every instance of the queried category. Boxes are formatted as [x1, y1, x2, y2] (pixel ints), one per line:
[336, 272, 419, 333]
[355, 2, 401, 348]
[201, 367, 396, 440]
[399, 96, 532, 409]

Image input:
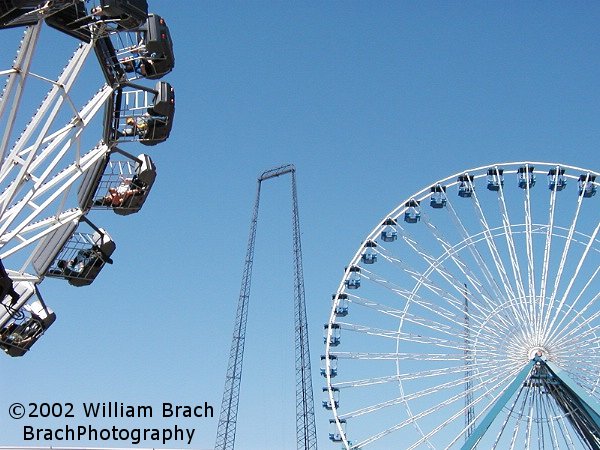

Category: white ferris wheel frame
[0, 21, 113, 280]
[325, 161, 600, 449]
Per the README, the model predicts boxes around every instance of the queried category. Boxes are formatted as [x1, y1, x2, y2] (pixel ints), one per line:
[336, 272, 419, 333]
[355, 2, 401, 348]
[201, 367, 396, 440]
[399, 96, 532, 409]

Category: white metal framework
[0, 1, 175, 356]
[324, 161, 599, 449]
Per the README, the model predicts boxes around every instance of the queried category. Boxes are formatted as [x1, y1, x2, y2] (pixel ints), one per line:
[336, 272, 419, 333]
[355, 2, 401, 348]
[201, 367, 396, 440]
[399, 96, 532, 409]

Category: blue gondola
[322, 387, 340, 410]
[458, 174, 475, 198]
[329, 419, 346, 442]
[517, 165, 536, 189]
[548, 168, 566, 191]
[333, 293, 349, 317]
[324, 323, 341, 346]
[578, 174, 597, 198]
[321, 354, 338, 378]
[487, 168, 504, 191]
[344, 266, 361, 289]
[430, 185, 447, 208]
[404, 200, 421, 223]
[380, 218, 397, 242]
[361, 240, 378, 264]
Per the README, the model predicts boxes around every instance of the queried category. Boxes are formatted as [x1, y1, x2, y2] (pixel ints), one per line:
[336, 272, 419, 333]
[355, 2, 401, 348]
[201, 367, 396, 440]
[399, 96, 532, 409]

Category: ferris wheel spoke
[346, 290, 511, 349]
[542, 190, 586, 336]
[554, 322, 600, 354]
[337, 320, 501, 354]
[339, 366, 500, 421]
[392, 225, 488, 308]
[541, 391, 565, 450]
[2, 39, 92, 163]
[543, 222, 600, 343]
[550, 289, 600, 350]
[0, 90, 111, 242]
[464, 180, 517, 300]
[469, 185, 533, 326]
[444, 194, 511, 308]
[493, 384, 527, 450]
[332, 351, 471, 362]
[417, 366, 527, 450]
[523, 180, 537, 336]
[538, 167, 562, 336]
[331, 357, 501, 393]
[331, 374, 402, 389]
[359, 269, 493, 333]
[355, 359, 522, 449]
[419, 212, 521, 330]
[445, 193, 536, 337]
[494, 177, 530, 312]
[362, 253, 522, 339]
[407, 375, 505, 450]
[396, 225, 524, 332]
[0, 147, 106, 242]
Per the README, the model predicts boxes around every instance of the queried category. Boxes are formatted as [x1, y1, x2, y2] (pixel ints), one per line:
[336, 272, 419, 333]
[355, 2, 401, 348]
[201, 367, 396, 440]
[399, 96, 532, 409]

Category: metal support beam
[291, 169, 318, 450]
[214, 179, 261, 450]
[461, 360, 535, 450]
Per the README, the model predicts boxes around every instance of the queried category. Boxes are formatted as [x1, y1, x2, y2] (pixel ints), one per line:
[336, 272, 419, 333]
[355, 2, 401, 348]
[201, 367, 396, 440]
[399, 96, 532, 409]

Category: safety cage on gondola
[78, 148, 156, 215]
[104, 80, 175, 146]
[31, 217, 116, 287]
[94, 10, 174, 83]
[0, 279, 55, 357]
[112, 13, 174, 80]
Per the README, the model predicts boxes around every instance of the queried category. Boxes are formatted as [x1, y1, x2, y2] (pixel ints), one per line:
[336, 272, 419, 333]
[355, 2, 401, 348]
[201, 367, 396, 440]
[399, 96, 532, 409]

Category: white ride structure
[324, 162, 599, 449]
[0, 0, 175, 357]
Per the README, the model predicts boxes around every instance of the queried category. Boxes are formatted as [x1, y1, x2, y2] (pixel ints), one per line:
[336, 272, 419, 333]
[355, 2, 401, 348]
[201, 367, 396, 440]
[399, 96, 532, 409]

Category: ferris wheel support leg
[544, 360, 600, 430]
[461, 360, 535, 450]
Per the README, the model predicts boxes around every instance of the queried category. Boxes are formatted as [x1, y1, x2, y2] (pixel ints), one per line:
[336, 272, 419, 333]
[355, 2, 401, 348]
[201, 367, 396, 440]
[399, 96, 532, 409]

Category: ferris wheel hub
[528, 347, 548, 360]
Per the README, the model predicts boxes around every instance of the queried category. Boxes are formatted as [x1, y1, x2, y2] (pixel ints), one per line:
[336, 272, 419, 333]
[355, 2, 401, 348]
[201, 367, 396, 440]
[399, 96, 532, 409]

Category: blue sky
[1, 1, 600, 449]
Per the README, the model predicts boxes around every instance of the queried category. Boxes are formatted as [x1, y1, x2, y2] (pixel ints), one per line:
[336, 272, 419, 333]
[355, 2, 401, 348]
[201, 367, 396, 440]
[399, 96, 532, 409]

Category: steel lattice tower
[215, 164, 318, 450]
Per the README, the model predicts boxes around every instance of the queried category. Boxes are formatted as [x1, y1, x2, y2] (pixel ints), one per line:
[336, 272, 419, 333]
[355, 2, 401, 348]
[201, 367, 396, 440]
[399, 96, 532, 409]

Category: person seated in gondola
[95, 176, 145, 207]
[120, 116, 149, 138]
[50, 246, 105, 279]
[0, 318, 39, 349]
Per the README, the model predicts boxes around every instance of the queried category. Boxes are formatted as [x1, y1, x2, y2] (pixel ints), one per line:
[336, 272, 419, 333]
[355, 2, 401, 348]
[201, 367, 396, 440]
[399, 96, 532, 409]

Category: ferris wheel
[324, 162, 600, 449]
[0, 1, 175, 356]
